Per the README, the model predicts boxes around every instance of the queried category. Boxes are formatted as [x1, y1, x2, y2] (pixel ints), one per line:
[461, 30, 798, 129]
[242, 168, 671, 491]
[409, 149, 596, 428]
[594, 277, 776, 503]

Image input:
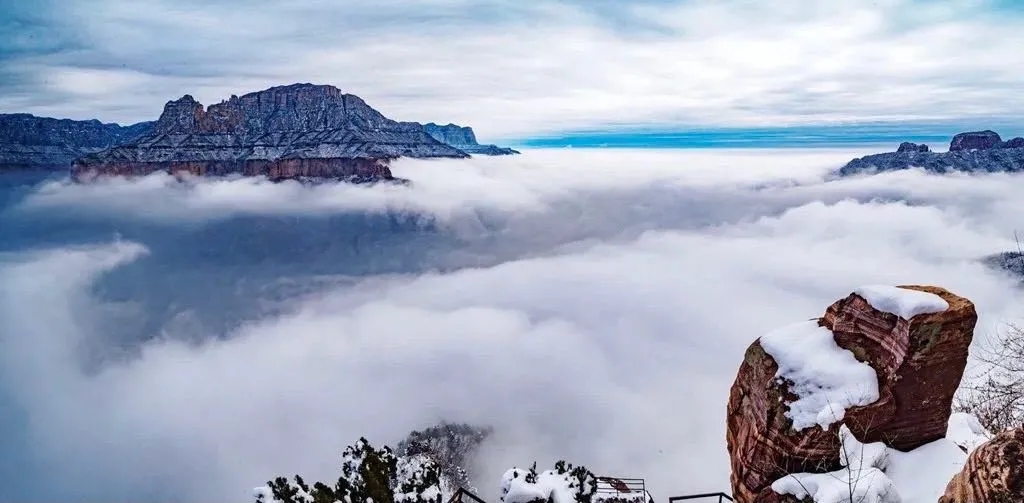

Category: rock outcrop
[940, 427, 1024, 503]
[949, 130, 1003, 152]
[839, 130, 1024, 175]
[726, 285, 976, 503]
[896, 141, 929, 153]
[72, 84, 470, 182]
[0, 114, 152, 170]
[423, 122, 519, 155]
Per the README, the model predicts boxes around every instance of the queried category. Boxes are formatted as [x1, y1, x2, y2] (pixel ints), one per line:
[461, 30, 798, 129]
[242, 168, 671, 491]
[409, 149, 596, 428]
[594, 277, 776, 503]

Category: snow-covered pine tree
[255, 438, 451, 503]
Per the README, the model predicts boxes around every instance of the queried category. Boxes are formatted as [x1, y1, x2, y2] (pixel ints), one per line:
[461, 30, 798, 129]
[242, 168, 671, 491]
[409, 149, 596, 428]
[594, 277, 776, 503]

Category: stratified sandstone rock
[939, 428, 1024, 503]
[822, 285, 976, 449]
[726, 286, 976, 503]
[72, 84, 469, 182]
[0, 114, 152, 170]
[422, 122, 519, 155]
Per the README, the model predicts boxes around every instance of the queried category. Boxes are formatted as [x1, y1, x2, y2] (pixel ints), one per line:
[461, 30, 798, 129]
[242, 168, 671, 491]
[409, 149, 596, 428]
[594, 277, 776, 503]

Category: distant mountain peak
[73, 84, 469, 181]
[422, 122, 519, 156]
[839, 129, 1024, 176]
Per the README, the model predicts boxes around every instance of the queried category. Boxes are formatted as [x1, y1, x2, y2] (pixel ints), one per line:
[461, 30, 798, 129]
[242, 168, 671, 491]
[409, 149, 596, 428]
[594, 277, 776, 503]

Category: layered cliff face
[0, 114, 153, 170]
[72, 84, 470, 182]
[940, 427, 1024, 503]
[423, 122, 519, 155]
[839, 130, 1024, 175]
[727, 285, 978, 503]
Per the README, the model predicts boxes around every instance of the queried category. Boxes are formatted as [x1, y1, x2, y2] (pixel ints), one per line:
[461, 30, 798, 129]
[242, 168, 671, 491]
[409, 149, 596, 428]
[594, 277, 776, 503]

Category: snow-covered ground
[772, 416, 991, 503]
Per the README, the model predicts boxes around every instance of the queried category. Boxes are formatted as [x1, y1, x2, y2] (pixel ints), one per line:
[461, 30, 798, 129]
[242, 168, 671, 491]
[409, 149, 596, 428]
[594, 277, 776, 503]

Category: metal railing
[447, 487, 488, 503]
[445, 484, 733, 503]
[667, 493, 733, 503]
[595, 477, 648, 502]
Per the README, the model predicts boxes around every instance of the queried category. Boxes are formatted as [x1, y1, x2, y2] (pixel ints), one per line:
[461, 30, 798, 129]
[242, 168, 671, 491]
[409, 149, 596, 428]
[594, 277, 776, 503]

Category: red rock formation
[726, 286, 976, 503]
[939, 427, 1024, 503]
[72, 157, 393, 182]
[824, 286, 976, 450]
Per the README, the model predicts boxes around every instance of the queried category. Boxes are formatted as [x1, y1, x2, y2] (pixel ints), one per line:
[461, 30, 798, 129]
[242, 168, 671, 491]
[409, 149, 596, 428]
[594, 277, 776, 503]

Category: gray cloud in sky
[3, 0, 1024, 139]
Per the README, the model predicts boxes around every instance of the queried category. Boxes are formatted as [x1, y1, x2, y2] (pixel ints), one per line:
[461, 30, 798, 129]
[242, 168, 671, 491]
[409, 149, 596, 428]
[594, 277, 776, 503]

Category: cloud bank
[2, 149, 1024, 502]
[3, 0, 1024, 138]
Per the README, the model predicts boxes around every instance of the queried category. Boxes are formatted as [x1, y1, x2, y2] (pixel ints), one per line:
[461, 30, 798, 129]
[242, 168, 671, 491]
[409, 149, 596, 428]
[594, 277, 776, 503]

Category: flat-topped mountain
[840, 130, 1024, 176]
[422, 122, 519, 155]
[0, 114, 153, 170]
[72, 84, 470, 182]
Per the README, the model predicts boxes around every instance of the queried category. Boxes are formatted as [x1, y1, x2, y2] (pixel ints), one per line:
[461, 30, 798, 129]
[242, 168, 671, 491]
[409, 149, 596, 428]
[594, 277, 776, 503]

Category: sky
[3, 0, 1024, 142]
[2, 148, 1024, 501]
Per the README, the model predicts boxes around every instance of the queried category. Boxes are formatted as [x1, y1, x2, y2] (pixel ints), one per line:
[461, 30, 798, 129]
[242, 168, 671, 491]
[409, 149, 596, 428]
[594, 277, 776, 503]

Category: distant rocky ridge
[423, 122, 519, 155]
[72, 84, 475, 182]
[840, 130, 1024, 175]
[0, 114, 153, 170]
[1, 83, 518, 181]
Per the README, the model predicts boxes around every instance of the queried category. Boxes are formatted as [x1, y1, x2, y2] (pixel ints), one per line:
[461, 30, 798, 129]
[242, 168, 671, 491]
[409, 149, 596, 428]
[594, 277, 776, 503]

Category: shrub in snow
[397, 422, 492, 491]
[772, 420, 974, 503]
[771, 425, 898, 503]
[955, 323, 1024, 433]
[255, 438, 451, 503]
[500, 461, 598, 503]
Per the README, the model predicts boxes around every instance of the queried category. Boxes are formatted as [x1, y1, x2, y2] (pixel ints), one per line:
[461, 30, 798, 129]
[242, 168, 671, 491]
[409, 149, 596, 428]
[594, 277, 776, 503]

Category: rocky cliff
[726, 285, 977, 503]
[72, 84, 470, 182]
[423, 122, 519, 155]
[940, 427, 1024, 503]
[839, 130, 1024, 175]
[0, 114, 153, 170]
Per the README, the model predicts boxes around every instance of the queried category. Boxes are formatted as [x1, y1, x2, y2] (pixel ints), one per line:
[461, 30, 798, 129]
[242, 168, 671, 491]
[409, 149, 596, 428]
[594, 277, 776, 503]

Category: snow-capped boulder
[726, 285, 977, 503]
[939, 427, 1024, 503]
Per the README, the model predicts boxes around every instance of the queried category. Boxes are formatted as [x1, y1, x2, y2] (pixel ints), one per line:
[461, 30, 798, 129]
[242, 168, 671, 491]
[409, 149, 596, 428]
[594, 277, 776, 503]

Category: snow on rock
[940, 427, 1024, 502]
[771, 425, 898, 503]
[886, 437, 967, 503]
[853, 285, 949, 320]
[772, 414, 982, 503]
[945, 412, 993, 454]
[728, 285, 976, 502]
[759, 320, 880, 430]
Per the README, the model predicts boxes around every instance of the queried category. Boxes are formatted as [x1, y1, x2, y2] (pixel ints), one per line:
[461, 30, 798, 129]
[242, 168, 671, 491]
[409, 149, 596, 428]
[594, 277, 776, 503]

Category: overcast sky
[3, 0, 1024, 139]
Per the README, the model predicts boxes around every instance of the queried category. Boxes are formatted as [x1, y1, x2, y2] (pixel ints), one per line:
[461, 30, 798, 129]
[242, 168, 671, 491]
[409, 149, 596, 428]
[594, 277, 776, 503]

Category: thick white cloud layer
[2, 149, 1024, 502]
[4, 0, 1024, 137]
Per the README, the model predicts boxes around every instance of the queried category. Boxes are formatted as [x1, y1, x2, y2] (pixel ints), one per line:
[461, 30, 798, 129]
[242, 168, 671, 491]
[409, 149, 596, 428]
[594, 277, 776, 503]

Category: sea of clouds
[1, 148, 1023, 502]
